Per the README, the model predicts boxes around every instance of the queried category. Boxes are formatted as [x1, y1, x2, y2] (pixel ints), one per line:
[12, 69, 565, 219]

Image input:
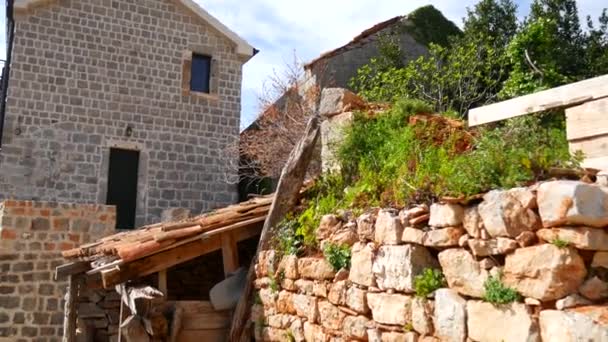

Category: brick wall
[0, 0, 244, 226]
[0, 200, 115, 341]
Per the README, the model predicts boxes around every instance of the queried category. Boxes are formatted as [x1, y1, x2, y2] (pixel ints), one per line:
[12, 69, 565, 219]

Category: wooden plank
[233, 224, 262, 242]
[55, 261, 90, 280]
[230, 115, 321, 342]
[101, 235, 221, 288]
[62, 275, 80, 342]
[569, 134, 608, 159]
[566, 98, 608, 140]
[158, 270, 167, 295]
[580, 156, 608, 170]
[468, 74, 608, 126]
[221, 232, 239, 277]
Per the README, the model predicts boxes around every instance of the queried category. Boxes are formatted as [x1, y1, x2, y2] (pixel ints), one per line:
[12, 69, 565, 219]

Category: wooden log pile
[61, 195, 273, 264]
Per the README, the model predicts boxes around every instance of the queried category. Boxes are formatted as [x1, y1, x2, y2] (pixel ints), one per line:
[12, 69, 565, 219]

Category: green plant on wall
[483, 274, 521, 304]
[414, 268, 446, 297]
[551, 237, 569, 248]
[323, 243, 351, 271]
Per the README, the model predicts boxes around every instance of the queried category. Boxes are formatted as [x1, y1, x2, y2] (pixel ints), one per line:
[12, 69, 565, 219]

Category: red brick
[52, 218, 69, 231]
[68, 234, 80, 243]
[39, 209, 50, 217]
[59, 242, 74, 251]
[44, 243, 56, 251]
[0, 229, 16, 240]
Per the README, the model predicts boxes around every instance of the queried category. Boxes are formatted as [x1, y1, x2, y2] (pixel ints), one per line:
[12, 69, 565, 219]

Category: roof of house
[304, 15, 403, 70]
[14, 0, 257, 59]
[56, 195, 272, 288]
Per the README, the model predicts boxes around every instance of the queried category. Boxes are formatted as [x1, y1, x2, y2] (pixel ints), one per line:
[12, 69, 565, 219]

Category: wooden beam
[101, 235, 221, 288]
[233, 223, 262, 242]
[55, 261, 90, 280]
[230, 115, 321, 342]
[221, 232, 239, 277]
[158, 270, 168, 295]
[468, 74, 608, 126]
[566, 98, 608, 140]
[62, 275, 80, 342]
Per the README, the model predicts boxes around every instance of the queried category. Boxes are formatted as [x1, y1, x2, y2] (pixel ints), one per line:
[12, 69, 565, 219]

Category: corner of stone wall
[0, 200, 115, 340]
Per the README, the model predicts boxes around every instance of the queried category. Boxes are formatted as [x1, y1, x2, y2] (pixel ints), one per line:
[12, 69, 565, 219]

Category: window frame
[181, 50, 219, 100]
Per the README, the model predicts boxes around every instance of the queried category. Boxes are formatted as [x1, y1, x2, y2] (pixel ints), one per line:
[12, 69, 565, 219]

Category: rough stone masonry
[0, 0, 248, 226]
[0, 200, 115, 341]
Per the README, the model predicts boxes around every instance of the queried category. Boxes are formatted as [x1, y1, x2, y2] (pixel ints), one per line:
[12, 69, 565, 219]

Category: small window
[190, 53, 211, 93]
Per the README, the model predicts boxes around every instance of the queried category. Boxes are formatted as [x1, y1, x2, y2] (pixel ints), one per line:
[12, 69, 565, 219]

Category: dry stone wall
[252, 180, 608, 341]
[0, 200, 115, 341]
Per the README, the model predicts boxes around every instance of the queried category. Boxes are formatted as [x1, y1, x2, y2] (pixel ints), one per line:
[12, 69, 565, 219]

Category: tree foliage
[351, 0, 608, 117]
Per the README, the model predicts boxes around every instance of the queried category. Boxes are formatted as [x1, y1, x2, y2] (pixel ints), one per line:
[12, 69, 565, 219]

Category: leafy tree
[463, 0, 519, 47]
[584, 10, 608, 77]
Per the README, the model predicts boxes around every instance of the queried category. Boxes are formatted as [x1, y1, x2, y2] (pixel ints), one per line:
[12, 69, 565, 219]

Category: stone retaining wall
[252, 180, 608, 341]
[0, 200, 115, 341]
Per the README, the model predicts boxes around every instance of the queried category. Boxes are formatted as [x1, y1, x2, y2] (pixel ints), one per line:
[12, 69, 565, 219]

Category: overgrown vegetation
[551, 237, 570, 248]
[351, 0, 608, 115]
[483, 274, 521, 304]
[323, 243, 351, 271]
[414, 268, 447, 297]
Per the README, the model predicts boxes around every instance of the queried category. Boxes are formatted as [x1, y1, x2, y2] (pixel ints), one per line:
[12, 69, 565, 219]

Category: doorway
[106, 148, 140, 229]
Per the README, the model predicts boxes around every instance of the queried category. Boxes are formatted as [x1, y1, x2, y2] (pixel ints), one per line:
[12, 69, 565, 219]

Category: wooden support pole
[229, 115, 321, 342]
[158, 270, 168, 296]
[221, 232, 239, 277]
[63, 275, 80, 342]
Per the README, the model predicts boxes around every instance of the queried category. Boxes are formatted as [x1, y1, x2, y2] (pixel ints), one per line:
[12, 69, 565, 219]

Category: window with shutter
[190, 53, 211, 93]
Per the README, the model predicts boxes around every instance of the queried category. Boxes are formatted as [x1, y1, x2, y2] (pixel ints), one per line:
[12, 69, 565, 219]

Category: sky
[0, 1, 603, 130]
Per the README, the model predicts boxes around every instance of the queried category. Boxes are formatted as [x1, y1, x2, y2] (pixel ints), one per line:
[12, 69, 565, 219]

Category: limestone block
[556, 294, 592, 310]
[503, 244, 586, 301]
[537, 180, 608, 228]
[298, 257, 336, 280]
[428, 203, 464, 228]
[317, 300, 346, 330]
[467, 301, 540, 342]
[366, 292, 412, 326]
[411, 297, 434, 335]
[478, 190, 540, 238]
[356, 212, 376, 241]
[422, 227, 465, 247]
[434, 289, 466, 342]
[349, 242, 376, 287]
[592, 251, 608, 268]
[372, 245, 437, 292]
[317, 214, 342, 241]
[438, 249, 488, 298]
[468, 237, 518, 256]
[374, 209, 403, 245]
[537, 227, 608, 250]
[343, 315, 371, 340]
[401, 227, 424, 245]
[319, 88, 365, 117]
[293, 293, 318, 323]
[539, 307, 608, 341]
[278, 255, 299, 279]
[346, 286, 369, 314]
[579, 276, 608, 301]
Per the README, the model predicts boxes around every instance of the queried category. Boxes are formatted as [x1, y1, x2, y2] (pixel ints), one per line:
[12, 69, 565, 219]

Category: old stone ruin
[251, 180, 608, 341]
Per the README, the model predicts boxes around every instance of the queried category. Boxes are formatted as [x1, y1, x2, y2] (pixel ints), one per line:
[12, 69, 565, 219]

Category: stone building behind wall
[0, 0, 256, 228]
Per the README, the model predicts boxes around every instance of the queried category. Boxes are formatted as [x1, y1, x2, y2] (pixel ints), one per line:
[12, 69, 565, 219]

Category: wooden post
[221, 232, 239, 277]
[229, 115, 321, 342]
[158, 270, 167, 296]
[63, 274, 80, 342]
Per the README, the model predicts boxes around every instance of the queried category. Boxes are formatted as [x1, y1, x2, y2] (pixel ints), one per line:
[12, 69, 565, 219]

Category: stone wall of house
[0, 200, 115, 341]
[305, 18, 428, 91]
[252, 180, 608, 341]
[0, 0, 244, 226]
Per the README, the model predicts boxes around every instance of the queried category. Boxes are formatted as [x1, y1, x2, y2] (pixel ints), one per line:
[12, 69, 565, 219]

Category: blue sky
[0, 1, 603, 130]
[196, 0, 603, 129]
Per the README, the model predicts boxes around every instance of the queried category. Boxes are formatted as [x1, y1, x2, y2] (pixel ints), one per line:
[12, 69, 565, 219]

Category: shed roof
[56, 195, 272, 288]
[14, 0, 257, 59]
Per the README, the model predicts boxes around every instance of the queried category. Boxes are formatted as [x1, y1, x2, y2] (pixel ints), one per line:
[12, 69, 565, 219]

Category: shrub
[323, 243, 351, 271]
[414, 268, 446, 297]
[274, 218, 302, 256]
[551, 237, 569, 248]
[483, 274, 520, 304]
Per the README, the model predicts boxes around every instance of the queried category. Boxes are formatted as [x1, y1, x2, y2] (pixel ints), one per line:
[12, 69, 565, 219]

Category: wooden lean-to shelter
[55, 195, 273, 342]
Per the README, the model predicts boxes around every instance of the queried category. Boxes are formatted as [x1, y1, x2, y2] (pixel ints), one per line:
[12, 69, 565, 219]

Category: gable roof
[304, 15, 403, 70]
[14, 0, 257, 60]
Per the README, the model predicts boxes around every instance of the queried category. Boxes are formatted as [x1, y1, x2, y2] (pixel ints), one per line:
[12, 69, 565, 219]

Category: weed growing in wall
[323, 243, 351, 271]
[483, 274, 521, 304]
[414, 268, 446, 297]
[551, 237, 570, 248]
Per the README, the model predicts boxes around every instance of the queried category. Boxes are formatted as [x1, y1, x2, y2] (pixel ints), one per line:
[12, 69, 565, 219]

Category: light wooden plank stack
[567, 98, 608, 170]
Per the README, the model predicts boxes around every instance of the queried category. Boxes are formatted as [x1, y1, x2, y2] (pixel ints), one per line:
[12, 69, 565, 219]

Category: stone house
[0, 0, 257, 228]
[238, 6, 460, 195]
